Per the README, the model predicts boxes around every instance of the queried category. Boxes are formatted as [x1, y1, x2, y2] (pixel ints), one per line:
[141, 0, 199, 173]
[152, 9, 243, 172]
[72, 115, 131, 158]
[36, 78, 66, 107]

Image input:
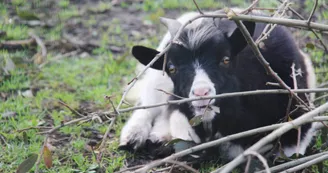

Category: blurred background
[1, 0, 328, 172]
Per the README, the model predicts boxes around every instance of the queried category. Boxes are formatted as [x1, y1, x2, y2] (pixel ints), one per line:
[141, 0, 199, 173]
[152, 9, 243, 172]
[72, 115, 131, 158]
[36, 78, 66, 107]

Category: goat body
[120, 9, 317, 160]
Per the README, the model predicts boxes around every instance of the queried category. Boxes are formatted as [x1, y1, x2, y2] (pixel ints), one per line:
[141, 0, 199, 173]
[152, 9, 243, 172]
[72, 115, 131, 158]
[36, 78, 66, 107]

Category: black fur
[132, 12, 313, 160]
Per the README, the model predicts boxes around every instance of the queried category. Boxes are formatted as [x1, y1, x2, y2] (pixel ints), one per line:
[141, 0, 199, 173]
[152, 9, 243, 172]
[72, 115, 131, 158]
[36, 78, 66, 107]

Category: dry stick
[29, 32, 47, 58]
[39, 116, 91, 134]
[240, 0, 260, 14]
[244, 156, 252, 173]
[218, 102, 328, 173]
[155, 88, 185, 99]
[290, 63, 302, 157]
[192, 0, 203, 14]
[256, 0, 290, 44]
[38, 49, 80, 68]
[58, 100, 85, 117]
[280, 154, 328, 173]
[165, 160, 200, 173]
[134, 116, 328, 173]
[34, 135, 49, 173]
[243, 151, 270, 173]
[117, 88, 328, 114]
[256, 151, 328, 173]
[229, 11, 310, 111]
[279, 0, 328, 53]
[98, 96, 118, 151]
[307, 0, 318, 24]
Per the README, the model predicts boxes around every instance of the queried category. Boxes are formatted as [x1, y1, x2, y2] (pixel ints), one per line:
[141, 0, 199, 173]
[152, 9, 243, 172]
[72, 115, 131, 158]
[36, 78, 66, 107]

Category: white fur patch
[189, 67, 216, 108]
[281, 124, 316, 157]
[215, 132, 244, 159]
[148, 110, 172, 143]
[170, 110, 201, 144]
[299, 50, 316, 101]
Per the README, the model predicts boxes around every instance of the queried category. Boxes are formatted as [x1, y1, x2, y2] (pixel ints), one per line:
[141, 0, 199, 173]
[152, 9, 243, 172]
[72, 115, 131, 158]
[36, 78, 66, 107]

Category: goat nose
[192, 87, 211, 96]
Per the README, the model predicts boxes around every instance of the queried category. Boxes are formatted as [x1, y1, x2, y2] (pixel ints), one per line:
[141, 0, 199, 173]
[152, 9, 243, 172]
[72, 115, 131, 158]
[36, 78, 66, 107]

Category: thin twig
[58, 100, 85, 117]
[280, 154, 328, 173]
[155, 88, 185, 99]
[307, 0, 318, 24]
[39, 116, 91, 134]
[166, 160, 199, 173]
[230, 9, 311, 111]
[243, 151, 270, 173]
[135, 116, 328, 173]
[219, 102, 328, 173]
[34, 135, 49, 173]
[240, 0, 260, 14]
[192, 0, 203, 14]
[256, 151, 328, 173]
[278, 0, 328, 53]
[117, 88, 328, 114]
[29, 32, 47, 59]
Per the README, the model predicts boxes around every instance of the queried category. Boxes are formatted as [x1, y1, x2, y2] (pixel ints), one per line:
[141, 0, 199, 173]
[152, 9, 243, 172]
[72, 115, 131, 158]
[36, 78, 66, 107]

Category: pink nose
[192, 87, 211, 96]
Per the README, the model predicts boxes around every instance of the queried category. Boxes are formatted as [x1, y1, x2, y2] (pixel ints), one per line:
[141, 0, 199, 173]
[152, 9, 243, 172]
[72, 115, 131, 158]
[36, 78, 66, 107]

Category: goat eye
[168, 64, 177, 74]
[223, 56, 230, 64]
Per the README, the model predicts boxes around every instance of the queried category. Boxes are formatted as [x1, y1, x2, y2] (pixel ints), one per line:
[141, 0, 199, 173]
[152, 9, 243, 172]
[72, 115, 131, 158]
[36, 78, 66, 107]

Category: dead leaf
[16, 153, 38, 173]
[43, 145, 52, 169]
[33, 52, 44, 65]
[3, 57, 16, 73]
[189, 116, 202, 126]
[210, 105, 221, 114]
[306, 43, 315, 50]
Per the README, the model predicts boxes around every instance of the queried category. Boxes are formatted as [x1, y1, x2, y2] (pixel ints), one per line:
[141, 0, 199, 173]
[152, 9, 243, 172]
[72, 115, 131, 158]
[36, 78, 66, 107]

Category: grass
[0, 0, 328, 172]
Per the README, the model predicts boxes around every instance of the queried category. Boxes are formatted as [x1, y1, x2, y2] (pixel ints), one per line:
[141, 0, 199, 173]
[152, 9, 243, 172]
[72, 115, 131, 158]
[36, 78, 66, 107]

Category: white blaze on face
[189, 62, 216, 116]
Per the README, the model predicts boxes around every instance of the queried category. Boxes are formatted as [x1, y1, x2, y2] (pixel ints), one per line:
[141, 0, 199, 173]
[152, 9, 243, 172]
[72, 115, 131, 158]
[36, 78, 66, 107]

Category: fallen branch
[29, 32, 47, 59]
[0, 38, 36, 50]
[117, 88, 328, 114]
[256, 151, 328, 173]
[243, 151, 270, 173]
[280, 154, 328, 173]
[134, 116, 328, 173]
[219, 102, 328, 173]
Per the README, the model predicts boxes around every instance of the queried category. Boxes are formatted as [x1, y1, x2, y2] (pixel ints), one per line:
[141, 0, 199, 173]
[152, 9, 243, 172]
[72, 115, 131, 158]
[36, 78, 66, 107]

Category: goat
[120, 9, 317, 161]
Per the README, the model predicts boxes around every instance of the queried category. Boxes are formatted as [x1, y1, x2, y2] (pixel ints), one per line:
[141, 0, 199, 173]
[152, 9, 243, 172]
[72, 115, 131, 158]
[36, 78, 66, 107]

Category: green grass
[1, 0, 328, 172]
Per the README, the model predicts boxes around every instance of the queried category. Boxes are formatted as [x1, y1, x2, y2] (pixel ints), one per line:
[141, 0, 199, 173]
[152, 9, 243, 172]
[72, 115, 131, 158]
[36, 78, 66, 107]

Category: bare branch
[117, 88, 328, 114]
[243, 151, 270, 173]
[256, 151, 328, 173]
[192, 0, 203, 14]
[240, 0, 260, 14]
[134, 116, 328, 172]
[58, 100, 85, 117]
[219, 102, 328, 173]
[308, 0, 318, 23]
[280, 154, 328, 173]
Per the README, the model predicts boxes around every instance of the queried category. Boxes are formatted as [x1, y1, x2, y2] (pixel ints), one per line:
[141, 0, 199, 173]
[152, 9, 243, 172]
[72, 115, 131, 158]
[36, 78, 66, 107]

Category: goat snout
[192, 87, 211, 96]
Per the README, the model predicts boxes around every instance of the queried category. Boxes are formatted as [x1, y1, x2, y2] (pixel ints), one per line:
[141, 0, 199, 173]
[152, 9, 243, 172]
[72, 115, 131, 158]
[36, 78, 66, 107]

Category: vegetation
[0, 0, 327, 172]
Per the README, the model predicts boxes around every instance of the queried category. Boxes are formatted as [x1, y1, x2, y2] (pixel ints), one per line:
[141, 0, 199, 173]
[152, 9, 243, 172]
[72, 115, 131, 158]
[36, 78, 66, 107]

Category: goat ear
[227, 21, 255, 56]
[132, 45, 164, 70]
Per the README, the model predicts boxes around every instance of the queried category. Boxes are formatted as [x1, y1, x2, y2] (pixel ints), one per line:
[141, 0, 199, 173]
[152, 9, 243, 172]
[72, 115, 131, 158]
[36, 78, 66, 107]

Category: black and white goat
[120, 9, 317, 160]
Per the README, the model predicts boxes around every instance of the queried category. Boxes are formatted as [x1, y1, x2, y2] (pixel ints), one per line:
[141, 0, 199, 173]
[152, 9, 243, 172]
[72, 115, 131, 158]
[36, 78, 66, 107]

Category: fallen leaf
[165, 138, 184, 146]
[16, 153, 38, 173]
[43, 145, 52, 168]
[189, 116, 202, 126]
[210, 105, 221, 114]
[306, 43, 315, 49]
